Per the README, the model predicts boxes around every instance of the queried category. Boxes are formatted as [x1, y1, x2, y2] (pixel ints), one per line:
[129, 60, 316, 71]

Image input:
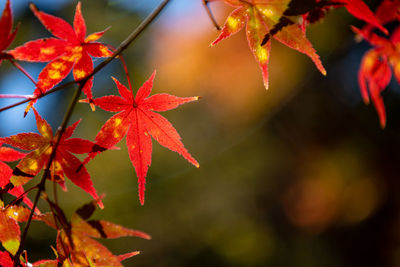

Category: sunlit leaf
[83, 71, 199, 205]
[10, 2, 112, 113]
[0, 110, 102, 207]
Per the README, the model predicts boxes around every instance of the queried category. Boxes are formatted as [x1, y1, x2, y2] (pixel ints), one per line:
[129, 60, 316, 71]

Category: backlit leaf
[84, 71, 199, 205]
[1, 110, 102, 207]
[10, 2, 112, 113]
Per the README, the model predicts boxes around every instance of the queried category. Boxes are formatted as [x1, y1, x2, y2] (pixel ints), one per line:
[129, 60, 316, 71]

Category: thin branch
[12, 0, 171, 264]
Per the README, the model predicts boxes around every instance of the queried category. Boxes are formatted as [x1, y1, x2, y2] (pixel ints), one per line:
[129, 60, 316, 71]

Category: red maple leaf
[354, 25, 400, 128]
[348, 0, 400, 127]
[9, 2, 112, 112]
[0, 109, 102, 208]
[0, 199, 30, 256]
[0, 142, 37, 210]
[361, 0, 400, 34]
[85, 71, 199, 205]
[212, 0, 326, 89]
[0, 251, 13, 267]
[0, 0, 17, 65]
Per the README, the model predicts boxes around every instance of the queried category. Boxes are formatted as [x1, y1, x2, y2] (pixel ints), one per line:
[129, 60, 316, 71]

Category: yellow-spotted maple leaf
[212, 0, 326, 89]
[0, 109, 102, 208]
[83, 71, 199, 205]
[0, 199, 30, 256]
[10, 2, 112, 113]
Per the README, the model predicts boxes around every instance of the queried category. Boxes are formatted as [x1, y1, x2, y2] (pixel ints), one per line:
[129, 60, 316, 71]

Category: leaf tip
[29, 2, 38, 13]
[110, 76, 118, 84]
[90, 102, 96, 111]
[377, 24, 389, 36]
[150, 69, 157, 79]
[94, 194, 105, 209]
[379, 115, 387, 129]
[262, 78, 269, 90]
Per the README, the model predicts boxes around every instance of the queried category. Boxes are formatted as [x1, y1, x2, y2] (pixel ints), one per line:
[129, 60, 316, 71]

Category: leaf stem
[0, 94, 32, 99]
[119, 54, 134, 93]
[8, 59, 37, 86]
[12, 0, 171, 264]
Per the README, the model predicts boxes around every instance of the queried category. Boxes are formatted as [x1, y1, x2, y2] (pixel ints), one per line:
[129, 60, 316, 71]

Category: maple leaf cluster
[0, 0, 199, 265]
[210, 0, 386, 89]
[0, 0, 199, 206]
[207, 0, 397, 126]
[354, 0, 400, 128]
[0, 198, 150, 266]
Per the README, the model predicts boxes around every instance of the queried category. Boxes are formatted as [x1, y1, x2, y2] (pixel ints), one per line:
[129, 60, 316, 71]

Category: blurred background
[1, 0, 400, 266]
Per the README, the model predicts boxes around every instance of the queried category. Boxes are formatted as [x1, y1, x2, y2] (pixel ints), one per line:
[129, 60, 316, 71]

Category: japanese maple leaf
[0, 109, 103, 208]
[338, 0, 388, 34]
[0, 142, 37, 210]
[361, 0, 400, 34]
[354, 25, 400, 128]
[0, 251, 13, 267]
[0, 199, 30, 256]
[37, 199, 150, 266]
[0, 250, 56, 267]
[10, 2, 112, 112]
[212, 0, 326, 89]
[0, 0, 17, 65]
[85, 71, 199, 205]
